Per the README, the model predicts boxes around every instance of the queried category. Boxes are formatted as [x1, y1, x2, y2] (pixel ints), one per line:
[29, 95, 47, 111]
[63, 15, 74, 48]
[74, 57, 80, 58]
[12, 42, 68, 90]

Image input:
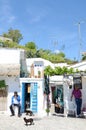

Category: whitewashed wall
[63, 76, 73, 101]
[0, 48, 20, 64]
[0, 76, 20, 114]
[0, 48, 25, 114]
[68, 61, 86, 71]
[37, 79, 47, 117]
[81, 76, 86, 108]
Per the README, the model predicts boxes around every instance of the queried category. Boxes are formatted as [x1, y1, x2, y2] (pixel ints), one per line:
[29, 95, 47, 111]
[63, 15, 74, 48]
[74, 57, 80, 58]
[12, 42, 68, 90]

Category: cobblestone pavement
[0, 113, 86, 130]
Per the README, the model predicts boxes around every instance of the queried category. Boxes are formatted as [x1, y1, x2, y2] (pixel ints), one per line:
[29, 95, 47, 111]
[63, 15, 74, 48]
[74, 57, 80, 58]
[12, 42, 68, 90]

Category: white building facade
[0, 48, 86, 117]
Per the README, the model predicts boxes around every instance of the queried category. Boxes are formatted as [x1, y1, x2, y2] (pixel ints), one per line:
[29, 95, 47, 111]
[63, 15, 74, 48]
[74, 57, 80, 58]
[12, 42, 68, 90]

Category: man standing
[10, 91, 21, 117]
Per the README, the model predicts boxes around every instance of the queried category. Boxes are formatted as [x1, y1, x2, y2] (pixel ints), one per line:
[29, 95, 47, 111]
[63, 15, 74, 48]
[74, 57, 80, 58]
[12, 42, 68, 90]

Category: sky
[0, 0, 86, 61]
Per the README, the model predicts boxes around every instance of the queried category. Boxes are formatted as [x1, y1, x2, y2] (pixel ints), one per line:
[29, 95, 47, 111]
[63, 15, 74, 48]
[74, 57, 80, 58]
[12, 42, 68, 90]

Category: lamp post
[75, 21, 85, 61]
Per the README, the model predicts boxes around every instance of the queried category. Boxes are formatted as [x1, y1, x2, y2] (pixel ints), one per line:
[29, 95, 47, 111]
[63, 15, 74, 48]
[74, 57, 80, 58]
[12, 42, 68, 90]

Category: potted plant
[0, 80, 6, 90]
[38, 70, 41, 78]
[45, 108, 50, 116]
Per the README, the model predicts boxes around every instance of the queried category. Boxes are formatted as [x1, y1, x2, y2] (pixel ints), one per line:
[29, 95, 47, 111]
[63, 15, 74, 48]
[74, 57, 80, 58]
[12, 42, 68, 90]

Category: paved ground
[0, 113, 86, 130]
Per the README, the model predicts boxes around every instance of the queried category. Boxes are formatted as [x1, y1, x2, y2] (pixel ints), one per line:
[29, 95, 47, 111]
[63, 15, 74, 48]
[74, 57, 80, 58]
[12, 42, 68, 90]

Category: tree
[25, 42, 37, 58]
[0, 39, 25, 49]
[82, 53, 86, 61]
[2, 28, 23, 43]
[36, 49, 52, 60]
[44, 74, 50, 116]
[25, 42, 37, 50]
[44, 65, 54, 76]
[0, 40, 17, 48]
[44, 65, 78, 76]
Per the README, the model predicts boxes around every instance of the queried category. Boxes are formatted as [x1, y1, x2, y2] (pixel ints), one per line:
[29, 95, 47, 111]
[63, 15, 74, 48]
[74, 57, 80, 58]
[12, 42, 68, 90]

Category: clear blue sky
[0, 0, 86, 61]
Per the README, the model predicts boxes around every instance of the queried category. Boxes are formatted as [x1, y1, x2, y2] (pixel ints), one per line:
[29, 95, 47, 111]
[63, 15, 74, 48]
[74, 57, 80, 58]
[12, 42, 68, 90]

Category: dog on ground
[23, 117, 34, 125]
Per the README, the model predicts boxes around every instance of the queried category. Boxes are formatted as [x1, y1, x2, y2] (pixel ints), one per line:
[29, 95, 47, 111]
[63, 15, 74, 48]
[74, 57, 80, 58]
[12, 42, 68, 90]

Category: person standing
[71, 85, 82, 117]
[10, 91, 21, 117]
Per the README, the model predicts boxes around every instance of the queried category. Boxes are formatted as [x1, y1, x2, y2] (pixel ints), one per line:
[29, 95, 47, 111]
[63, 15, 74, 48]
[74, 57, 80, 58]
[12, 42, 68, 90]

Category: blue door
[21, 83, 26, 112]
[30, 82, 38, 113]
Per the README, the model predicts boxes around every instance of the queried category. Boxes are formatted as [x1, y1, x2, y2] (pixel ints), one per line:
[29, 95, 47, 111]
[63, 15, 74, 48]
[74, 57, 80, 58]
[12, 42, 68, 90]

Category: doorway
[21, 82, 38, 113]
[25, 83, 30, 111]
[51, 85, 64, 113]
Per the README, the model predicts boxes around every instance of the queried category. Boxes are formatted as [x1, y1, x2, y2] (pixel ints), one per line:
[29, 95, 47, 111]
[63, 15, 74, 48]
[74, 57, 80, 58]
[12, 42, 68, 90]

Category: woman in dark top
[71, 85, 82, 117]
